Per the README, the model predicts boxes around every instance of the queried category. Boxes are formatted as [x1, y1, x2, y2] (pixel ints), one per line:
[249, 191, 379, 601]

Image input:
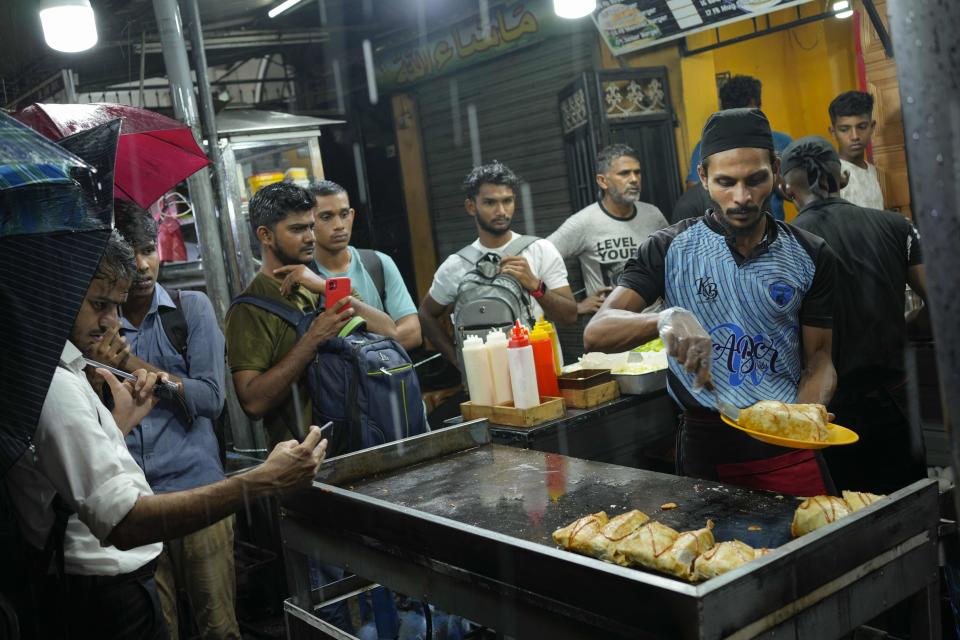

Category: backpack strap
[357, 248, 387, 308]
[158, 289, 189, 357]
[455, 245, 485, 265]
[231, 295, 308, 328]
[502, 234, 539, 257]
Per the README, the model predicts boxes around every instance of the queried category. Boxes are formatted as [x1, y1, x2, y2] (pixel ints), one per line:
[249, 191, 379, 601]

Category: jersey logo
[709, 323, 781, 386]
[768, 281, 795, 307]
[697, 276, 719, 301]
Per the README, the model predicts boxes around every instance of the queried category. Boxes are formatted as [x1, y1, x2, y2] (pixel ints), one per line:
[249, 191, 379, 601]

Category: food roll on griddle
[588, 509, 651, 565]
[551, 511, 609, 554]
[693, 540, 769, 581]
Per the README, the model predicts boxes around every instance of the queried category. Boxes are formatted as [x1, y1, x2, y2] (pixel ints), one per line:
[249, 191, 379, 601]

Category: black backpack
[229, 295, 429, 456]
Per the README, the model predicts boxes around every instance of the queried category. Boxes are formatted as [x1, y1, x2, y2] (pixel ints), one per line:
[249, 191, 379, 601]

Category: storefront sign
[375, 0, 556, 91]
[593, 0, 812, 56]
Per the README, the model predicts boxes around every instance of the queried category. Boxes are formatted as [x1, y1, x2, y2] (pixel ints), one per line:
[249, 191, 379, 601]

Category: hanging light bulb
[39, 0, 98, 53]
[554, 0, 596, 19]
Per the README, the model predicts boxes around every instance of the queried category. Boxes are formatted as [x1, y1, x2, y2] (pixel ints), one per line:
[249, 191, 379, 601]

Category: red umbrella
[14, 102, 210, 209]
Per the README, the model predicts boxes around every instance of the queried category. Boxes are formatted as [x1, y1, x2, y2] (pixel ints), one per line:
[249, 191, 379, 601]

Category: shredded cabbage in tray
[563, 350, 668, 375]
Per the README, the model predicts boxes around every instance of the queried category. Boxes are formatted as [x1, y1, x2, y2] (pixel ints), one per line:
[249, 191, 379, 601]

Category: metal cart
[280, 422, 940, 639]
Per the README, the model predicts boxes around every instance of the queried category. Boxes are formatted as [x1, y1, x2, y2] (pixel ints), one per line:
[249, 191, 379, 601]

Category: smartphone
[325, 276, 351, 311]
[83, 357, 180, 400]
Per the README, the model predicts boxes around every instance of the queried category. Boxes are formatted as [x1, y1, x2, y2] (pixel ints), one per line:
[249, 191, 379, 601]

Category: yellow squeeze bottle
[535, 316, 564, 375]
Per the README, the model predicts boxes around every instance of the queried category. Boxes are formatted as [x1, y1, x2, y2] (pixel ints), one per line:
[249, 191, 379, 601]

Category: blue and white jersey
[620, 212, 835, 411]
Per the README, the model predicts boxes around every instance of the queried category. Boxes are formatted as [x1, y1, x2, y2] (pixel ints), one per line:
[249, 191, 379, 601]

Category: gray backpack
[452, 235, 539, 351]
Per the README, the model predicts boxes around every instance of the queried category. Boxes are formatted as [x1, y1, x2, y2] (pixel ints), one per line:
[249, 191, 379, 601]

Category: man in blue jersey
[586, 108, 838, 496]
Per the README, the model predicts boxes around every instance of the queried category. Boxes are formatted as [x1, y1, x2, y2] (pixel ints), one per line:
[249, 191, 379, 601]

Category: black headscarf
[780, 135, 842, 193]
[701, 107, 774, 158]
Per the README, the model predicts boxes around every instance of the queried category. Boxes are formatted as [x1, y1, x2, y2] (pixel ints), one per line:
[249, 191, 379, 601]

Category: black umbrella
[0, 115, 118, 477]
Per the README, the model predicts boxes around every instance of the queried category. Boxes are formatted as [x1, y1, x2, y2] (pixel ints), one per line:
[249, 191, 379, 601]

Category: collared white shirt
[840, 159, 885, 210]
[4, 341, 161, 576]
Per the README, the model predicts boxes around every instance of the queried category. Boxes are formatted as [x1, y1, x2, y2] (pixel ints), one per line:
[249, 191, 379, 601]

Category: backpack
[452, 235, 539, 351]
[229, 295, 428, 456]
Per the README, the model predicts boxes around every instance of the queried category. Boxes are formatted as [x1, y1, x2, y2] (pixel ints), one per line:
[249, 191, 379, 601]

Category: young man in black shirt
[781, 136, 928, 494]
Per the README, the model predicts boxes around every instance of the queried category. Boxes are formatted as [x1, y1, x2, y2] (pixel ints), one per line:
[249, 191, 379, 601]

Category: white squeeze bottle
[507, 320, 540, 409]
[462, 335, 494, 406]
[485, 329, 513, 405]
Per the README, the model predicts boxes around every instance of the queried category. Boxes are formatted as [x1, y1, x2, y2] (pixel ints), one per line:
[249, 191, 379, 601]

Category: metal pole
[151, 0, 231, 314]
[152, 0, 262, 454]
[887, 0, 960, 518]
[181, 0, 253, 293]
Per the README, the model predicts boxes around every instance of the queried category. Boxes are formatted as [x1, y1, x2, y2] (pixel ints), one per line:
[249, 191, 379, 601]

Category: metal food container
[557, 368, 612, 390]
[614, 368, 667, 395]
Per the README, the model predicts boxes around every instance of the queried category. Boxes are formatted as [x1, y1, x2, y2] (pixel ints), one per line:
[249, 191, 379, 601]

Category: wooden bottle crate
[560, 380, 620, 409]
[460, 396, 566, 427]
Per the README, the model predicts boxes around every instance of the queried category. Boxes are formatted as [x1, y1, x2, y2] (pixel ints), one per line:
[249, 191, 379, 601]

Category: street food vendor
[584, 108, 839, 496]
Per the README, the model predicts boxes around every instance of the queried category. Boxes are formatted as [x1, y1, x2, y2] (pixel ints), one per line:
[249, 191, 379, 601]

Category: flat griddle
[281, 422, 941, 639]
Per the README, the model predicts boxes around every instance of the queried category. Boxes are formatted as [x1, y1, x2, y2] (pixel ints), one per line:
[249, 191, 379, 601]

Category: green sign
[375, 0, 557, 92]
[594, 0, 813, 56]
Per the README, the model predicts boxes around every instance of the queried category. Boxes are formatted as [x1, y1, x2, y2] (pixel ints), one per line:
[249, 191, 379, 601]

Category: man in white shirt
[548, 144, 668, 315]
[4, 230, 329, 640]
[419, 161, 576, 367]
[829, 90, 885, 210]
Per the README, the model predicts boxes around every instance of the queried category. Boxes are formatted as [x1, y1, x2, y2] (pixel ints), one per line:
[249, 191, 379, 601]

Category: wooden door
[856, 0, 911, 217]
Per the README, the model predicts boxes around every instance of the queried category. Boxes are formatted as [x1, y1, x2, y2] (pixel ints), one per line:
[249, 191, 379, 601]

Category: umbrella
[0, 114, 117, 477]
[14, 102, 209, 209]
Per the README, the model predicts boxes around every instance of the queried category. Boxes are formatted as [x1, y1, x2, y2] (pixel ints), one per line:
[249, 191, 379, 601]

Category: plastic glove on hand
[657, 307, 714, 390]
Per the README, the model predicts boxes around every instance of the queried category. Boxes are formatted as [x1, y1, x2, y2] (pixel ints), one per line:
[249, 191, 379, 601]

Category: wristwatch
[530, 279, 546, 300]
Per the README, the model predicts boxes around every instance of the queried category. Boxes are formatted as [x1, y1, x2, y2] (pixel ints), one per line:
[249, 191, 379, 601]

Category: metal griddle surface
[343, 443, 798, 556]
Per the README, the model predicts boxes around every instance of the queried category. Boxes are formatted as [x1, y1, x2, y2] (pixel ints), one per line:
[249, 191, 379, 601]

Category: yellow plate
[720, 414, 859, 449]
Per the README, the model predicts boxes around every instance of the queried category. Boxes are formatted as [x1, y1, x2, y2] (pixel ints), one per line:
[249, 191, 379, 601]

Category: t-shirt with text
[547, 200, 668, 296]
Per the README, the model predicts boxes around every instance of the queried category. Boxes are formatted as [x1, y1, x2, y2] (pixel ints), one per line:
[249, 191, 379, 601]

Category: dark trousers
[58, 561, 168, 640]
[826, 374, 927, 495]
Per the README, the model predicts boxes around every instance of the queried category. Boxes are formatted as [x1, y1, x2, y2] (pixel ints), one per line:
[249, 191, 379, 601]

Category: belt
[65, 559, 158, 590]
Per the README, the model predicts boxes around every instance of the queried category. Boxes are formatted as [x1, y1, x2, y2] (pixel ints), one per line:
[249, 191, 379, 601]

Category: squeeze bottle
[507, 321, 540, 409]
[461, 335, 494, 406]
[535, 315, 564, 375]
[529, 323, 560, 397]
[485, 329, 513, 405]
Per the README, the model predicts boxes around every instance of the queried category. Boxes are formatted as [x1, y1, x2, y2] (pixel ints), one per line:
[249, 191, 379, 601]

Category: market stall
[280, 422, 941, 639]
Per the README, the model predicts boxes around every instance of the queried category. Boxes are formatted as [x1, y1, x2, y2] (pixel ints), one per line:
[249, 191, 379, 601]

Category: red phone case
[325, 277, 351, 311]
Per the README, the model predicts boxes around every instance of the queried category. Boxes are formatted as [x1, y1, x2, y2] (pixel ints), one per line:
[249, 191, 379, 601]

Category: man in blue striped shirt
[586, 108, 838, 496]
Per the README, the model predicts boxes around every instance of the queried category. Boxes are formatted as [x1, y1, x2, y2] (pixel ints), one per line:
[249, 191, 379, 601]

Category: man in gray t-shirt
[548, 144, 668, 315]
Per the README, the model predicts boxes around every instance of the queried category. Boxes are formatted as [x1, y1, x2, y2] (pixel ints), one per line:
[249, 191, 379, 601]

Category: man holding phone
[225, 182, 355, 447]
[4, 230, 328, 639]
[270, 180, 422, 352]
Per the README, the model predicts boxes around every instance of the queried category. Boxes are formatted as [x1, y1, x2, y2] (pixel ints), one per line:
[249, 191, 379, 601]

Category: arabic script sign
[375, 0, 551, 92]
[593, 0, 812, 56]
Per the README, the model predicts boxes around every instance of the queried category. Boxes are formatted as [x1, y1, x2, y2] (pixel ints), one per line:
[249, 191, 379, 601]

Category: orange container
[529, 324, 560, 398]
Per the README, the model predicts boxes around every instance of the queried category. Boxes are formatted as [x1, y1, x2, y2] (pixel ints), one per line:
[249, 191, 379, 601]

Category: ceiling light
[832, 1, 850, 10]
[835, 9, 853, 18]
[268, 0, 304, 18]
[39, 0, 98, 53]
[554, 0, 596, 19]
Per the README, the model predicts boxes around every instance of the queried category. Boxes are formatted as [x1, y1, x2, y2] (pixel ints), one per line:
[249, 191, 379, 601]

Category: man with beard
[419, 161, 576, 367]
[585, 109, 839, 496]
[781, 136, 928, 493]
[225, 182, 355, 446]
[548, 144, 668, 316]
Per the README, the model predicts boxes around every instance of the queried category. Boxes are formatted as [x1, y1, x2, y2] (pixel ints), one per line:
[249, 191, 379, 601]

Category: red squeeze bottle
[529, 322, 560, 397]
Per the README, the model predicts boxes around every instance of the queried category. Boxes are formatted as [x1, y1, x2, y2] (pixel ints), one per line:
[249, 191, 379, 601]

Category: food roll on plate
[739, 401, 830, 442]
